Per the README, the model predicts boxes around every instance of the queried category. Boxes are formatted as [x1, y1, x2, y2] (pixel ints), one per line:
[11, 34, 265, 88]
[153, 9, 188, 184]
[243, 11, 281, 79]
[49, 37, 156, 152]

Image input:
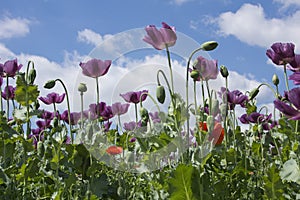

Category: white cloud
[77, 29, 112, 46]
[0, 16, 31, 39]
[274, 0, 300, 9]
[215, 3, 300, 48]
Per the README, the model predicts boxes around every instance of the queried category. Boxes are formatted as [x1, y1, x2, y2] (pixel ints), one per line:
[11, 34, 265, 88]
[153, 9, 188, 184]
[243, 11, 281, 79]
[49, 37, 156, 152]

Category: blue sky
[1, 0, 300, 117]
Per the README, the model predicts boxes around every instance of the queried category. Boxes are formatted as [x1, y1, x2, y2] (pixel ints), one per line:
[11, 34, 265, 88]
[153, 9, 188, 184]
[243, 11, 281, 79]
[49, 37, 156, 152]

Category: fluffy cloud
[77, 29, 113, 46]
[0, 16, 31, 39]
[215, 3, 300, 48]
[274, 0, 300, 8]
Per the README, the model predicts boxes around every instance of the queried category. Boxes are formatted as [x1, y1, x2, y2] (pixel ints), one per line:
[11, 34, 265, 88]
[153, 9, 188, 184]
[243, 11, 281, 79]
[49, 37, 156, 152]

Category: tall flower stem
[6, 76, 9, 121]
[55, 79, 73, 143]
[157, 69, 175, 107]
[80, 92, 84, 129]
[25, 61, 34, 137]
[193, 80, 198, 116]
[95, 77, 100, 104]
[134, 103, 138, 123]
[283, 64, 290, 91]
[0, 85, 3, 113]
[185, 47, 203, 151]
[165, 45, 174, 93]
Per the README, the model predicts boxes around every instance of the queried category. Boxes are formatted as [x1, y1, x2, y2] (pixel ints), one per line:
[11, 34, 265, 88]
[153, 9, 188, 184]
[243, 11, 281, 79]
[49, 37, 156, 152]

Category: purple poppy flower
[289, 72, 300, 85]
[1, 59, 23, 77]
[130, 137, 136, 142]
[274, 87, 300, 120]
[120, 90, 148, 104]
[61, 110, 81, 125]
[2, 85, 15, 100]
[193, 56, 218, 81]
[39, 92, 65, 105]
[79, 58, 111, 78]
[112, 102, 130, 116]
[143, 22, 177, 50]
[124, 121, 141, 131]
[40, 110, 54, 120]
[219, 87, 248, 110]
[36, 120, 51, 129]
[100, 105, 114, 121]
[266, 42, 295, 65]
[288, 54, 300, 72]
[239, 112, 276, 131]
[103, 121, 112, 132]
[149, 112, 161, 123]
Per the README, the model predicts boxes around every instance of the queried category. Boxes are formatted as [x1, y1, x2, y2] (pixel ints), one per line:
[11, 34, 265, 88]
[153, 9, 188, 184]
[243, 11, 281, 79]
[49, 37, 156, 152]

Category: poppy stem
[6, 76, 9, 121]
[157, 69, 175, 107]
[96, 77, 100, 104]
[193, 80, 198, 117]
[283, 64, 290, 91]
[165, 45, 174, 93]
[0, 85, 2, 113]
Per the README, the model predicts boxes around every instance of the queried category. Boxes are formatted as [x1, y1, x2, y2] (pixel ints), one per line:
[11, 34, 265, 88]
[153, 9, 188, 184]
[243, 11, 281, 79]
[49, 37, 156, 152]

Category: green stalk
[6, 76, 9, 121]
[165, 45, 174, 93]
[96, 77, 100, 104]
[80, 92, 84, 129]
[283, 64, 290, 91]
[0, 85, 3, 113]
[134, 103, 138, 123]
[193, 80, 198, 116]
[157, 69, 175, 107]
[25, 61, 34, 137]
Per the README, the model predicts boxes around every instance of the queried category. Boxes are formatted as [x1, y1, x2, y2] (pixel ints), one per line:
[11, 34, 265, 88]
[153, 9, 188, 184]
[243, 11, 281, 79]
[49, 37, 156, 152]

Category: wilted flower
[1, 59, 23, 77]
[143, 22, 177, 50]
[2, 85, 15, 100]
[112, 102, 130, 116]
[274, 87, 300, 120]
[219, 87, 248, 110]
[106, 146, 123, 155]
[120, 90, 148, 104]
[193, 56, 218, 81]
[266, 42, 295, 65]
[79, 58, 111, 78]
[39, 92, 65, 105]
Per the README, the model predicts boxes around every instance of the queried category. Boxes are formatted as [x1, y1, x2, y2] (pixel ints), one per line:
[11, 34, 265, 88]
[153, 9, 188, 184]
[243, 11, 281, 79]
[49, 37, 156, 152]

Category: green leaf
[263, 164, 284, 199]
[169, 164, 196, 200]
[15, 75, 40, 106]
[90, 174, 109, 197]
[280, 159, 300, 184]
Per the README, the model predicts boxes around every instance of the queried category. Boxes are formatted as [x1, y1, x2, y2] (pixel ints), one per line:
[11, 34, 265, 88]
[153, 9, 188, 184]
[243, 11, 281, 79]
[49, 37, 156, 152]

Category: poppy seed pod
[37, 141, 44, 157]
[206, 115, 214, 133]
[220, 65, 229, 78]
[28, 68, 37, 84]
[78, 83, 87, 93]
[272, 74, 279, 86]
[200, 41, 218, 51]
[156, 85, 166, 104]
[44, 80, 56, 89]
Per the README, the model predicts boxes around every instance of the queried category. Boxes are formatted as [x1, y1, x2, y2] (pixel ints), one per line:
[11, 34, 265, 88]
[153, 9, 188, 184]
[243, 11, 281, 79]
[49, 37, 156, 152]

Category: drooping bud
[140, 107, 149, 126]
[190, 70, 200, 80]
[272, 74, 279, 86]
[78, 83, 87, 93]
[249, 88, 259, 100]
[44, 80, 56, 89]
[28, 68, 37, 84]
[200, 41, 218, 51]
[220, 65, 229, 78]
[156, 85, 166, 104]
[37, 141, 45, 157]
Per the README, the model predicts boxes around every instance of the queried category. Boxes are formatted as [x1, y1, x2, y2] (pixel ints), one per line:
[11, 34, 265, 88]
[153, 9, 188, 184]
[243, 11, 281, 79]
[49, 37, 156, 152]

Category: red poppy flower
[106, 146, 123, 155]
[199, 121, 225, 145]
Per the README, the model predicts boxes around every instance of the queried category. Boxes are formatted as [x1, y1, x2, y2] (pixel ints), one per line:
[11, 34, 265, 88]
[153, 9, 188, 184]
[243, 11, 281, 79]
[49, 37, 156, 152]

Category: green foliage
[15, 74, 40, 106]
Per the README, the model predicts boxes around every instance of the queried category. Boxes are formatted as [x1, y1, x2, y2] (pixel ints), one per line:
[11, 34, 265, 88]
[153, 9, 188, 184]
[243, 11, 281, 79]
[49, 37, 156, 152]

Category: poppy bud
[156, 85, 166, 104]
[200, 41, 218, 51]
[190, 70, 200, 80]
[28, 68, 37, 84]
[272, 74, 279, 86]
[220, 65, 229, 78]
[140, 107, 149, 126]
[53, 117, 59, 128]
[211, 99, 220, 117]
[249, 88, 259, 100]
[37, 141, 44, 157]
[78, 83, 87, 93]
[206, 115, 214, 133]
[44, 80, 56, 89]
[220, 103, 227, 118]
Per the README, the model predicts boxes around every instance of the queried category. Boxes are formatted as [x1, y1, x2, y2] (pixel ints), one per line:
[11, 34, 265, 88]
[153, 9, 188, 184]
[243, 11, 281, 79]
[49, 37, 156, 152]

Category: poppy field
[0, 22, 300, 199]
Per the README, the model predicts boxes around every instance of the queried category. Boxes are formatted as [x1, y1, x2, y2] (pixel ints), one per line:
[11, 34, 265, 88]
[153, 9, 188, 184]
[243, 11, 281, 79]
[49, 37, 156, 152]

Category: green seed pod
[44, 80, 56, 89]
[37, 141, 45, 157]
[272, 74, 279, 86]
[249, 88, 259, 100]
[200, 41, 218, 51]
[211, 99, 220, 117]
[206, 115, 214, 133]
[190, 70, 200, 80]
[220, 65, 229, 78]
[156, 85, 166, 104]
[28, 68, 37, 84]
[78, 82, 87, 93]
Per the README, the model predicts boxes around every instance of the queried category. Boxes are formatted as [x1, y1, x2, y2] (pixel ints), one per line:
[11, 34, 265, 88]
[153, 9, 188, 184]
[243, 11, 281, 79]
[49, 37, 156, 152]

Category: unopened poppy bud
[44, 80, 56, 89]
[53, 117, 59, 127]
[190, 70, 200, 80]
[206, 115, 214, 133]
[211, 99, 220, 117]
[272, 74, 279, 86]
[37, 141, 44, 157]
[200, 41, 218, 51]
[249, 88, 259, 100]
[140, 107, 149, 126]
[28, 68, 37, 84]
[220, 103, 227, 118]
[156, 85, 166, 104]
[78, 83, 87, 93]
[220, 65, 229, 78]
